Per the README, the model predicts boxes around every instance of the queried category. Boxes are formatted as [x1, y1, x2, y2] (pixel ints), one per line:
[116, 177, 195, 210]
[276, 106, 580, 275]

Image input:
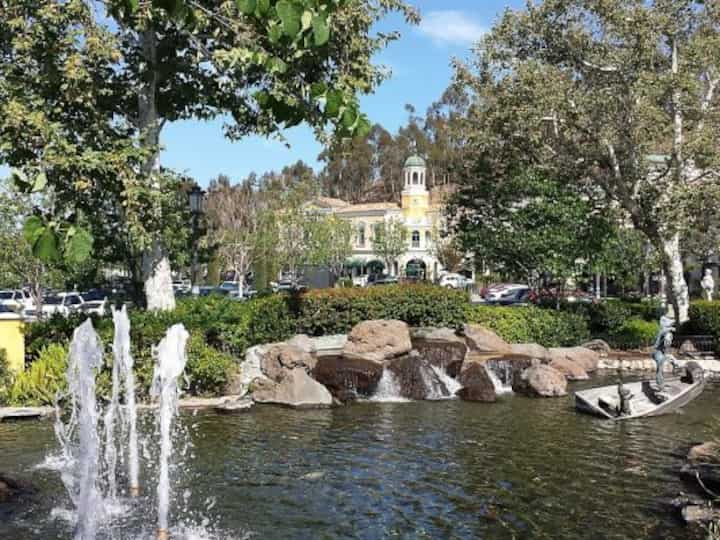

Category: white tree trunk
[138, 27, 175, 311]
[661, 232, 689, 323]
[143, 240, 175, 311]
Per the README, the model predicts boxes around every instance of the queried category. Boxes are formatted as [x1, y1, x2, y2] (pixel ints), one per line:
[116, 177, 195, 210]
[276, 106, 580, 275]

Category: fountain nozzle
[157, 528, 170, 540]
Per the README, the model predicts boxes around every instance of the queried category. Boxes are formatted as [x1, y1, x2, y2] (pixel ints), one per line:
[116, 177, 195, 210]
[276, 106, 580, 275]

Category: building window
[412, 230, 420, 248]
[412, 171, 419, 184]
[357, 223, 366, 247]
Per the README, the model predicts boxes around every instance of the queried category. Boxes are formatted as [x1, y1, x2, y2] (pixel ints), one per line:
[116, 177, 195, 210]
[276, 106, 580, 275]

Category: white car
[439, 273, 470, 289]
[352, 275, 369, 288]
[41, 292, 85, 317]
[484, 284, 530, 302]
[0, 289, 34, 313]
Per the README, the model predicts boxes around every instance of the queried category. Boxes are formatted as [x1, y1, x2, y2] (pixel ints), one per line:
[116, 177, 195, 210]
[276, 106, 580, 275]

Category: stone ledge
[0, 406, 54, 421]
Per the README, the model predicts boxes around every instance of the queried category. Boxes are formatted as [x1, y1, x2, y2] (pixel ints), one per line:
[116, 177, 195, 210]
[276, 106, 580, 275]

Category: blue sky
[163, 0, 524, 187]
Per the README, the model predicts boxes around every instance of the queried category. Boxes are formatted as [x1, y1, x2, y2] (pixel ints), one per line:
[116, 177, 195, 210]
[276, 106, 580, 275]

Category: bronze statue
[652, 315, 679, 391]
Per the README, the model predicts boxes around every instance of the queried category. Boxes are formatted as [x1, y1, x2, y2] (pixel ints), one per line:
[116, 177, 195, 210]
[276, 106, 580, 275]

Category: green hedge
[606, 318, 657, 350]
[685, 301, 720, 354]
[295, 285, 467, 336]
[8, 344, 67, 406]
[465, 305, 590, 347]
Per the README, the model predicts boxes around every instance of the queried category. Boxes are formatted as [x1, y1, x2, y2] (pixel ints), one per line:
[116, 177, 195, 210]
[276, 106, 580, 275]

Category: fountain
[370, 369, 409, 402]
[113, 306, 140, 497]
[51, 315, 192, 540]
[152, 324, 190, 540]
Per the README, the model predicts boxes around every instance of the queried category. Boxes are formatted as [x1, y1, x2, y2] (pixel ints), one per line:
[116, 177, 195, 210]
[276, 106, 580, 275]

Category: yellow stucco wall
[401, 193, 430, 221]
[0, 315, 25, 373]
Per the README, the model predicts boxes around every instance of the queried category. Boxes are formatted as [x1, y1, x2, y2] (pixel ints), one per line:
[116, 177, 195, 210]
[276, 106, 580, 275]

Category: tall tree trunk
[138, 27, 175, 311]
[660, 232, 690, 323]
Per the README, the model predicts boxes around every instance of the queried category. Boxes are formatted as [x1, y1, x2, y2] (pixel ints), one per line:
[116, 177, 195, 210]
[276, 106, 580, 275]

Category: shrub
[8, 344, 68, 406]
[185, 332, 235, 396]
[607, 318, 658, 350]
[686, 301, 720, 354]
[0, 349, 11, 405]
[296, 284, 467, 336]
[465, 305, 590, 347]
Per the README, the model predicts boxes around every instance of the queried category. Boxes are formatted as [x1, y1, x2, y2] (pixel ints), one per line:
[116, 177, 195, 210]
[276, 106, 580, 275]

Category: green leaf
[342, 105, 357, 129]
[236, 0, 257, 15]
[64, 227, 93, 265]
[32, 172, 47, 193]
[312, 16, 330, 46]
[325, 90, 343, 118]
[34, 229, 60, 263]
[276, 0, 302, 37]
[310, 82, 327, 99]
[268, 57, 288, 74]
[254, 91, 271, 108]
[268, 23, 283, 43]
[23, 216, 45, 246]
[354, 115, 372, 138]
[255, 0, 270, 16]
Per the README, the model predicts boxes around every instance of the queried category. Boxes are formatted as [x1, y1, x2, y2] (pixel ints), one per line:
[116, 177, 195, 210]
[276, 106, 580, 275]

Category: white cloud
[418, 10, 486, 46]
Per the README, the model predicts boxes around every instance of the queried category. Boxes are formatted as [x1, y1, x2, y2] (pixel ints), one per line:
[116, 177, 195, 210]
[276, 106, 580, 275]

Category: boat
[575, 362, 706, 420]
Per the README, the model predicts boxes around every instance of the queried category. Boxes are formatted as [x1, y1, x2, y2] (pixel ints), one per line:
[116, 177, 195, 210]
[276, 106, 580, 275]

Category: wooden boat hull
[574, 375, 706, 421]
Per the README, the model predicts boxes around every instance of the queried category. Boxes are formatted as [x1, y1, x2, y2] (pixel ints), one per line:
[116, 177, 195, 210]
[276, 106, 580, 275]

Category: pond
[0, 377, 717, 539]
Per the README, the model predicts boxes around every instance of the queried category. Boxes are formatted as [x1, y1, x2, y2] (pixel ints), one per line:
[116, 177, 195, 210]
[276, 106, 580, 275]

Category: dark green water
[0, 377, 717, 539]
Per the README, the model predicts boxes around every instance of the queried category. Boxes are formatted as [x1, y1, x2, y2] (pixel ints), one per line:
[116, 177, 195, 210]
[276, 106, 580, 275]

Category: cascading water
[104, 322, 121, 501]
[430, 366, 462, 397]
[484, 363, 514, 395]
[56, 319, 106, 540]
[113, 306, 140, 496]
[370, 369, 409, 402]
[419, 363, 450, 400]
[152, 324, 190, 538]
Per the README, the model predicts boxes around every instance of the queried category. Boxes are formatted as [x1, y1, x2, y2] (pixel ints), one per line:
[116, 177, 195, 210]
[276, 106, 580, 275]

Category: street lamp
[188, 185, 205, 295]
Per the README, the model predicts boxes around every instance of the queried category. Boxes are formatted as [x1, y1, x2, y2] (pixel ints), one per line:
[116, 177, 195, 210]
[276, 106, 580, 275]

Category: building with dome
[311, 155, 463, 281]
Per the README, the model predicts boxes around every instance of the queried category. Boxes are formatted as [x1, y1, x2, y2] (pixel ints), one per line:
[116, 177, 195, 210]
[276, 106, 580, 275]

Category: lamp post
[188, 185, 205, 296]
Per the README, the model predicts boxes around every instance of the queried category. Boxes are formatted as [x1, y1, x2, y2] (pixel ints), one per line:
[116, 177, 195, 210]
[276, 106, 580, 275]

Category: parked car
[78, 290, 109, 316]
[439, 273, 471, 289]
[368, 274, 398, 286]
[271, 278, 308, 293]
[0, 289, 34, 313]
[352, 275, 369, 288]
[484, 284, 531, 302]
[485, 286, 535, 306]
[40, 292, 85, 317]
[172, 279, 191, 294]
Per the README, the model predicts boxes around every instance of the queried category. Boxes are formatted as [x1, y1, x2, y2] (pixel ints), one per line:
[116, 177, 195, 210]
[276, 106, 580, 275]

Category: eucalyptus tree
[0, 0, 418, 310]
[452, 0, 720, 322]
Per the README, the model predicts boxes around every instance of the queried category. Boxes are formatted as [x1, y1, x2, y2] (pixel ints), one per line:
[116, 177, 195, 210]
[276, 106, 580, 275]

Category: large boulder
[253, 368, 333, 409]
[457, 359, 497, 402]
[484, 354, 535, 390]
[514, 364, 567, 397]
[343, 320, 412, 362]
[463, 324, 512, 356]
[581, 339, 612, 356]
[235, 344, 274, 396]
[261, 343, 317, 383]
[386, 351, 449, 400]
[411, 327, 467, 377]
[549, 357, 589, 381]
[510, 343, 551, 362]
[312, 355, 384, 401]
[287, 334, 317, 355]
[548, 347, 600, 373]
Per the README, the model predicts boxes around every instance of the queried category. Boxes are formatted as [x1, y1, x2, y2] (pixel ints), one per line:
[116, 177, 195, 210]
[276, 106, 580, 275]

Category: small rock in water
[301, 471, 325, 481]
[214, 398, 254, 414]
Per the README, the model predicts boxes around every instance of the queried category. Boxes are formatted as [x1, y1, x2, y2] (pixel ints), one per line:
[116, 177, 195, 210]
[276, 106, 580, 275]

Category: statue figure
[616, 379, 634, 416]
[652, 315, 679, 391]
[701, 269, 715, 301]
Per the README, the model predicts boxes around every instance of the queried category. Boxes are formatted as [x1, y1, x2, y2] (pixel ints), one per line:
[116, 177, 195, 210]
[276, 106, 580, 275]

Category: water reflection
[0, 378, 716, 539]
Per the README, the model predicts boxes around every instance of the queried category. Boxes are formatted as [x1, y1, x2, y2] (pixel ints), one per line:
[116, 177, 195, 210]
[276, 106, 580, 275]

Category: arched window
[411, 230, 420, 248]
[412, 171, 419, 184]
[356, 223, 366, 247]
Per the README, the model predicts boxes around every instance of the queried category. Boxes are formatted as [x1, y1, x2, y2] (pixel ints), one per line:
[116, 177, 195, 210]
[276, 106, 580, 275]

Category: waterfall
[152, 324, 190, 535]
[370, 369, 409, 402]
[113, 306, 139, 495]
[55, 319, 106, 540]
[419, 364, 450, 400]
[484, 363, 513, 395]
[430, 366, 461, 398]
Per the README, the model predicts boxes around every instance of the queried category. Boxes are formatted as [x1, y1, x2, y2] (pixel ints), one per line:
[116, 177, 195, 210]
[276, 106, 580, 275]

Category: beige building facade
[313, 155, 453, 280]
